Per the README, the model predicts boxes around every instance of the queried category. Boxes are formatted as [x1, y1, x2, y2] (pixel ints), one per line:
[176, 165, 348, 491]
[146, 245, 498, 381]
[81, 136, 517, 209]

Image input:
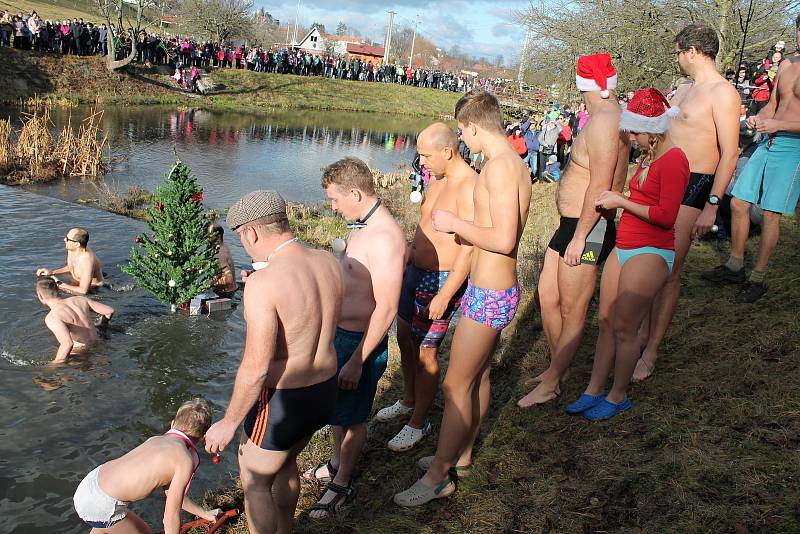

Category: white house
[295, 27, 326, 53]
[325, 34, 366, 55]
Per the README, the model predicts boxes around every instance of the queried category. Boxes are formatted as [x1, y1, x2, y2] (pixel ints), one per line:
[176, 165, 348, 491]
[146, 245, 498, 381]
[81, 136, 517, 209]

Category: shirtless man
[395, 90, 531, 506]
[204, 190, 343, 534]
[36, 227, 105, 295]
[36, 277, 114, 363]
[374, 123, 475, 453]
[73, 398, 220, 533]
[304, 157, 405, 519]
[634, 24, 740, 381]
[518, 54, 630, 407]
[207, 223, 237, 296]
[703, 15, 800, 303]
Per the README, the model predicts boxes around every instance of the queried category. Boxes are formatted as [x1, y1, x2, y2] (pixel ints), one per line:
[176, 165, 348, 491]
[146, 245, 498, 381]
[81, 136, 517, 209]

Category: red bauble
[157, 202, 164, 213]
[192, 191, 203, 204]
[133, 236, 141, 244]
[212, 454, 221, 464]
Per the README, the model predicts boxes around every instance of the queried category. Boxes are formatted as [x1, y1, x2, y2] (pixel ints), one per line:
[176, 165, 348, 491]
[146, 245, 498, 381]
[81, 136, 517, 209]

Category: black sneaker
[736, 281, 767, 303]
[701, 264, 746, 283]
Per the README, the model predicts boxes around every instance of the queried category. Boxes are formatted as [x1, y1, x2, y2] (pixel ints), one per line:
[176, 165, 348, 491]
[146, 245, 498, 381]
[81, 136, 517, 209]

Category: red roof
[346, 43, 385, 57]
[325, 34, 364, 43]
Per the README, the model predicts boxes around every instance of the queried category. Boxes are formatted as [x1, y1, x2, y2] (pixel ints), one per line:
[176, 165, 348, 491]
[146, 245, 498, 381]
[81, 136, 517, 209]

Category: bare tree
[95, 0, 149, 71]
[179, 0, 254, 44]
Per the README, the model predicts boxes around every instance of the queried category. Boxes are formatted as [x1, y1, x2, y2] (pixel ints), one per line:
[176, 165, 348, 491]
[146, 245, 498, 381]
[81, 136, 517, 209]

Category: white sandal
[374, 400, 414, 422]
[387, 421, 431, 452]
[393, 477, 455, 507]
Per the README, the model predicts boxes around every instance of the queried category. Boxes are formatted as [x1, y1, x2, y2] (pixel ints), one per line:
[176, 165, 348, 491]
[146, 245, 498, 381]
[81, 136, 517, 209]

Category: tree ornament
[168, 279, 176, 287]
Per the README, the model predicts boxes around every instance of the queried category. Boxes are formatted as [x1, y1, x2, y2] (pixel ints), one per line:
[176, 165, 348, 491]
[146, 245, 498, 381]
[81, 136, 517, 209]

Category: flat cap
[226, 190, 288, 230]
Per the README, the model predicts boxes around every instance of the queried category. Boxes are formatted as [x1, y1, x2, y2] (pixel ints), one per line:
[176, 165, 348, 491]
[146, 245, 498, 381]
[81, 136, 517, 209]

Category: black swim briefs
[682, 172, 714, 210]
[243, 374, 337, 451]
[548, 216, 616, 266]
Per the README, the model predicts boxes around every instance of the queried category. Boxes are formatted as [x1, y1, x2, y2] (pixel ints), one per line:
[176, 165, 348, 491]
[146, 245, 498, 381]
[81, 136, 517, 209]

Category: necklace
[252, 237, 298, 270]
[347, 198, 381, 229]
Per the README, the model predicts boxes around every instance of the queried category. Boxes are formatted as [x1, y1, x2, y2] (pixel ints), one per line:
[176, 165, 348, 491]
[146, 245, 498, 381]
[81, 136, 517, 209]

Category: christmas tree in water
[122, 157, 221, 307]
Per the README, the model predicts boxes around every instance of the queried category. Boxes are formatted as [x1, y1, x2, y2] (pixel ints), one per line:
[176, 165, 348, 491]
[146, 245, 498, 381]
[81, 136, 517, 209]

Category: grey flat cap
[226, 190, 288, 230]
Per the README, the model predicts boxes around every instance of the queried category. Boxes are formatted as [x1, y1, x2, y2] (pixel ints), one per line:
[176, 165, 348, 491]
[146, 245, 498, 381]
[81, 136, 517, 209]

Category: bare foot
[631, 358, 654, 383]
[302, 460, 336, 482]
[308, 488, 337, 520]
[524, 368, 570, 389]
[517, 382, 561, 408]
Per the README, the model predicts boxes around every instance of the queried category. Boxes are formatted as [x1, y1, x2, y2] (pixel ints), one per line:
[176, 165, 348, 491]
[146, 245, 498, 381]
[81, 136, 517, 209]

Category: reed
[14, 107, 54, 179]
[0, 119, 11, 172]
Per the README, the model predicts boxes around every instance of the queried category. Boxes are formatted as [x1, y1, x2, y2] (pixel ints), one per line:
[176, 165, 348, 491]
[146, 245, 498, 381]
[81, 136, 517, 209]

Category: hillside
[0, 48, 460, 117]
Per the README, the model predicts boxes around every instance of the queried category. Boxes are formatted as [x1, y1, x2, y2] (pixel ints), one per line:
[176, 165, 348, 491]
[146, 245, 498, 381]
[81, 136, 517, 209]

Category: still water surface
[0, 107, 425, 532]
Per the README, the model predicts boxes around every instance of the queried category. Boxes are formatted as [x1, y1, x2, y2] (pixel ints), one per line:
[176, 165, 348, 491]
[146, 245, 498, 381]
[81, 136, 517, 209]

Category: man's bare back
[46, 297, 101, 347]
[339, 209, 406, 330]
[470, 153, 531, 290]
[667, 78, 739, 173]
[247, 246, 342, 389]
[557, 106, 628, 218]
[413, 165, 477, 271]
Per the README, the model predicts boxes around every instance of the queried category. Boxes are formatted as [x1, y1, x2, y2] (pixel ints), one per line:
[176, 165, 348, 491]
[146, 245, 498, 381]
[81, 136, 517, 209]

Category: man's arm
[694, 84, 741, 235]
[181, 496, 220, 522]
[564, 115, 622, 266]
[338, 230, 404, 390]
[444, 159, 521, 254]
[162, 461, 194, 534]
[58, 256, 94, 295]
[205, 277, 277, 452]
[751, 62, 800, 133]
[87, 298, 114, 327]
[45, 314, 73, 362]
[427, 180, 475, 320]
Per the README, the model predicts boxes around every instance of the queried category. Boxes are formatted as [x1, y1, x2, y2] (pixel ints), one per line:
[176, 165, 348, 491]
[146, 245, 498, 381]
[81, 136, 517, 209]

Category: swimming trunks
[243, 375, 338, 451]
[73, 466, 129, 529]
[398, 264, 465, 349]
[460, 279, 520, 331]
[615, 246, 676, 272]
[548, 216, 616, 266]
[731, 132, 800, 215]
[682, 172, 714, 210]
[330, 327, 388, 427]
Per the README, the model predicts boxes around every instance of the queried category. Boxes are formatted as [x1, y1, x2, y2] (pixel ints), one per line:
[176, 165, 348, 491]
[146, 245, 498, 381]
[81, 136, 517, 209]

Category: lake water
[0, 106, 427, 532]
[3, 105, 425, 209]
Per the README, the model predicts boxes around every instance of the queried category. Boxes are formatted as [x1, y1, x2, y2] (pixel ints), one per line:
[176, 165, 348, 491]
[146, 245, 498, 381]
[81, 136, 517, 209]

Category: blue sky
[256, 0, 530, 64]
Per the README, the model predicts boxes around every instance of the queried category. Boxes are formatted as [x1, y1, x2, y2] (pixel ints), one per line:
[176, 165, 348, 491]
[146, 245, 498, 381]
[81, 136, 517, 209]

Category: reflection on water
[0, 186, 252, 533]
[0, 106, 425, 208]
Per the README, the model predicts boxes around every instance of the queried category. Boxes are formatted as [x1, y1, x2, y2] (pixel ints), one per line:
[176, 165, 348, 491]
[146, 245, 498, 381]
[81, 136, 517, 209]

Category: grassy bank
[193, 182, 799, 533]
[0, 47, 460, 117]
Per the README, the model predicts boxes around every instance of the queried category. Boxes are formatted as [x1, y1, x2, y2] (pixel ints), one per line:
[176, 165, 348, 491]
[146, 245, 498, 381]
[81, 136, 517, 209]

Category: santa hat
[619, 87, 680, 134]
[576, 53, 618, 98]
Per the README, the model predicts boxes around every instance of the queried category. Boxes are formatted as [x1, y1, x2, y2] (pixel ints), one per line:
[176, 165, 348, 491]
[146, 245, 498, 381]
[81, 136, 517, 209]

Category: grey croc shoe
[394, 476, 456, 507]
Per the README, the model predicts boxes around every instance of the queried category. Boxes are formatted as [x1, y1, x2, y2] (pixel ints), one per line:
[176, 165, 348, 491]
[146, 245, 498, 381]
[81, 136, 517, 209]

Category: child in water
[73, 399, 221, 532]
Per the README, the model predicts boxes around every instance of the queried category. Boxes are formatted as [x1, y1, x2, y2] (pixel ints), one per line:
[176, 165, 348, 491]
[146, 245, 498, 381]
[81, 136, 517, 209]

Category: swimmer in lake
[36, 277, 113, 363]
[36, 228, 105, 295]
[207, 223, 238, 297]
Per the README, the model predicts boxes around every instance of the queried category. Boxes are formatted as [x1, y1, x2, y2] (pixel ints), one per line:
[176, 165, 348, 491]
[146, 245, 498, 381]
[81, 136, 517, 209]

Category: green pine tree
[122, 158, 221, 307]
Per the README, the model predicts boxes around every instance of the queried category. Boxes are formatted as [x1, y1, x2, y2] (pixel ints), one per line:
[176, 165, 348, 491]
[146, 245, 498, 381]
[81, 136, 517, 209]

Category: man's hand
[338, 358, 362, 390]
[201, 508, 222, 522]
[746, 115, 758, 129]
[431, 210, 458, 234]
[240, 269, 253, 283]
[563, 237, 585, 267]
[693, 205, 718, 236]
[204, 418, 238, 454]
[426, 293, 449, 321]
[595, 190, 624, 210]
[754, 117, 781, 134]
[36, 268, 51, 276]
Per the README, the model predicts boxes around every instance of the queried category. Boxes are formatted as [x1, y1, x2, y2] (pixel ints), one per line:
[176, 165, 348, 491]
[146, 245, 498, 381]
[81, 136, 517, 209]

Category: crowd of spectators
[726, 39, 799, 113]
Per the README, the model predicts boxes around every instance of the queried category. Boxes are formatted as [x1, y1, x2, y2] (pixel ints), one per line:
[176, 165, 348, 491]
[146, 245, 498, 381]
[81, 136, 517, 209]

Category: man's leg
[421, 318, 499, 486]
[518, 261, 597, 406]
[537, 247, 563, 355]
[583, 251, 621, 396]
[272, 436, 312, 534]
[238, 438, 291, 534]
[308, 424, 366, 519]
[397, 319, 417, 409]
[634, 206, 699, 381]
[752, 210, 781, 273]
[455, 356, 491, 467]
[103, 510, 151, 533]
[408, 345, 440, 428]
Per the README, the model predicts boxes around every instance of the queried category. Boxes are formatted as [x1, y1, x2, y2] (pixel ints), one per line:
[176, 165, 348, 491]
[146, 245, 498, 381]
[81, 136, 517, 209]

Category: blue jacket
[521, 119, 540, 152]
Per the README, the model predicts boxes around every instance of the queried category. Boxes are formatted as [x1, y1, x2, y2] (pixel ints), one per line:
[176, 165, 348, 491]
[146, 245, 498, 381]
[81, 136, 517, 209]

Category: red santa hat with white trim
[575, 53, 618, 98]
[619, 87, 680, 134]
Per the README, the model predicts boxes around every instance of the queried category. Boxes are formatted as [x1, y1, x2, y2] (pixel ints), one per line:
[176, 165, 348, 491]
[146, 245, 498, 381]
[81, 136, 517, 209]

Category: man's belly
[412, 229, 461, 272]
[338, 285, 376, 332]
[556, 171, 590, 218]
[468, 250, 518, 291]
[669, 123, 720, 174]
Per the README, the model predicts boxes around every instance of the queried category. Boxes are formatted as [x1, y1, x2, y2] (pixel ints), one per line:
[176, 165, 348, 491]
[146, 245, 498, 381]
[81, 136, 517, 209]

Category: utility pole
[383, 11, 395, 64]
[408, 16, 418, 67]
[292, 0, 300, 44]
[518, 21, 532, 91]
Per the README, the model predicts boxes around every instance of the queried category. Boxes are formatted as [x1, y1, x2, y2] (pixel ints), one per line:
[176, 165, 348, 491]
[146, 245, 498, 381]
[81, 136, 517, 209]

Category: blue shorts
[329, 327, 388, 427]
[398, 264, 465, 348]
[615, 246, 675, 272]
[731, 132, 800, 214]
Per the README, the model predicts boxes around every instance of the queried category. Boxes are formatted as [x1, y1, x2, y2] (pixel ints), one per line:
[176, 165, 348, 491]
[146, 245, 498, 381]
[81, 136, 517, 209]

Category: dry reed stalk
[0, 119, 11, 169]
[15, 108, 54, 178]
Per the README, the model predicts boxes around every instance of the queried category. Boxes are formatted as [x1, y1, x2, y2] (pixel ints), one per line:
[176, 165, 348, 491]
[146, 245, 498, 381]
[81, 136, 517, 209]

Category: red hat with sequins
[619, 87, 679, 134]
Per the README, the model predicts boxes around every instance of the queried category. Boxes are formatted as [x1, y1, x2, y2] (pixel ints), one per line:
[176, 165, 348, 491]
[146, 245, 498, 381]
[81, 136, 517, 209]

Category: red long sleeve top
[617, 147, 689, 251]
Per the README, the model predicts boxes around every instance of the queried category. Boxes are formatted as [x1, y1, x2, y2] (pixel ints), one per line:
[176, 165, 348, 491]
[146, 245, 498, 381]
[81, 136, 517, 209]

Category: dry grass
[1, 105, 108, 184]
[194, 182, 800, 533]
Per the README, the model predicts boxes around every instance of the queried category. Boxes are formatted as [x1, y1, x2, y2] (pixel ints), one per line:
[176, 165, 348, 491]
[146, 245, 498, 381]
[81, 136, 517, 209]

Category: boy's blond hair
[320, 157, 376, 196]
[173, 398, 213, 438]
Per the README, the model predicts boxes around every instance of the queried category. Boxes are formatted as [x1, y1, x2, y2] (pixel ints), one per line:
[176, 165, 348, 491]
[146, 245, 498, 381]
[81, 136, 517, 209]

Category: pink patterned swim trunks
[459, 279, 521, 331]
